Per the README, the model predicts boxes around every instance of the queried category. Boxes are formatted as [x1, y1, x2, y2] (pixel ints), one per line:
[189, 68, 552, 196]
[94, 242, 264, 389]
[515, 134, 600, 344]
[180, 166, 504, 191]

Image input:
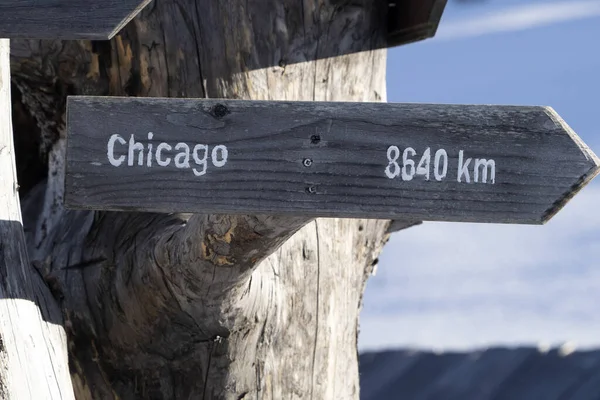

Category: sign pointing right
[64, 98, 600, 225]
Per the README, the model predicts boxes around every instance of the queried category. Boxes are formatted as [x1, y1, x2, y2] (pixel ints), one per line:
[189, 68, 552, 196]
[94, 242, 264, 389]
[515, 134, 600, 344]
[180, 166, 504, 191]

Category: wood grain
[0, 0, 151, 39]
[15, 1, 395, 397]
[65, 97, 600, 224]
[0, 39, 74, 400]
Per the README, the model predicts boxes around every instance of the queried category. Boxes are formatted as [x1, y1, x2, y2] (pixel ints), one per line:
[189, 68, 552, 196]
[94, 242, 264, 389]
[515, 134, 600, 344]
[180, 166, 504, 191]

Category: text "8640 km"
[384, 146, 496, 184]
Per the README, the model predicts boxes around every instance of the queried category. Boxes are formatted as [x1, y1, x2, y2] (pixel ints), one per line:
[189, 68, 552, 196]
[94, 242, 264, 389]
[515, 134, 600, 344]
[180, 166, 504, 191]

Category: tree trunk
[0, 39, 74, 400]
[10, 1, 394, 398]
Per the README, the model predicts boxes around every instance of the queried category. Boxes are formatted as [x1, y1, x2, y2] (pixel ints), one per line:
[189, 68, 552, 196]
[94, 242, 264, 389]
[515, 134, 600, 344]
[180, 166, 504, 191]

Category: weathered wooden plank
[387, 0, 447, 47]
[64, 97, 600, 224]
[0, 0, 151, 39]
[0, 39, 74, 399]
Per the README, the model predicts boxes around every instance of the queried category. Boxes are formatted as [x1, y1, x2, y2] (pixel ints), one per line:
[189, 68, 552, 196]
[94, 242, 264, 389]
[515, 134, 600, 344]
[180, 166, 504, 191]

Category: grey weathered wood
[387, 0, 447, 47]
[65, 98, 600, 224]
[14, 1, 395, 398]
[0, 0, 151, 39]
[0, 39, 74, 399]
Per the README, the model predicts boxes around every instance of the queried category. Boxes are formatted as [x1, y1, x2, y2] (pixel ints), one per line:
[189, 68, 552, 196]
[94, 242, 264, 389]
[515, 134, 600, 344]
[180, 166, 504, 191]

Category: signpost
[65, 97, 600, 224]
[0, 0, 152, 39]
[3, 0, 600, 397]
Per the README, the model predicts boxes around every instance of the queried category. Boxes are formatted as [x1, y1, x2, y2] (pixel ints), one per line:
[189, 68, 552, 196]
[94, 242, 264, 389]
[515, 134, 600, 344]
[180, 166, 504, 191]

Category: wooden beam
[64, 97, 600, 225]
[0, 0, 152, 39]
[1, 0, 448, 46]
[387, 0, 447, 47]
[0, 39, 74, 399]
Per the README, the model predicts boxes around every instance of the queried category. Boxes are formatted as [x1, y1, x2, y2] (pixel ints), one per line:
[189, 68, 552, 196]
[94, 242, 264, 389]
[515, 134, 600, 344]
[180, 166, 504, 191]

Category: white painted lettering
[128, 135, 144, 166]
[385, 145, 401, 179]
[434, 149, 448, 181]
[107, 134, 126, 167]
[474, 158, 496, 184]
[105, 133, 229, 177]
[193, 144, 209, 176]
[457, 150, 471, 183]
[174, 143, 191, 168]
[156, 143, 172, 167]
[212, 145, 228, 167]
[384, 146, 496, 185]
[147, 132, 154, 167]
[416, 147, 431, 181]
[402, 147, 416, 181]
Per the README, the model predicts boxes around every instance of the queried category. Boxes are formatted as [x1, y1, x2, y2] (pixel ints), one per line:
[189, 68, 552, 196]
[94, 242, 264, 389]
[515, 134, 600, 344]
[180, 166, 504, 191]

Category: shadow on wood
[388, 0, 447, 47]
[0, 220, 74, 399]
[82, 0, 446, 90]
[0, 220, 64, 326]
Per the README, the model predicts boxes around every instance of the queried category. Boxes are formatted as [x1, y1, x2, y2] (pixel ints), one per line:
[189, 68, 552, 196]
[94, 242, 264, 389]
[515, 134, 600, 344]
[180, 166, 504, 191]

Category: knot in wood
[212, 103, 229, 119]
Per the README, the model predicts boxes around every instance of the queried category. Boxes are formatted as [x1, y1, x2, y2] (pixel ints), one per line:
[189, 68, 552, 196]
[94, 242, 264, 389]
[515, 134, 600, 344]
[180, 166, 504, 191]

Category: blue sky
[359, 0, 600, 352]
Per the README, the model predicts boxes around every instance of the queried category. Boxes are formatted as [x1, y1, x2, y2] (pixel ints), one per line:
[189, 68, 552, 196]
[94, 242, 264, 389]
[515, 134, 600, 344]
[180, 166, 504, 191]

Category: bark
[0, 39, 74, 400]
[10, 1, 395, 398]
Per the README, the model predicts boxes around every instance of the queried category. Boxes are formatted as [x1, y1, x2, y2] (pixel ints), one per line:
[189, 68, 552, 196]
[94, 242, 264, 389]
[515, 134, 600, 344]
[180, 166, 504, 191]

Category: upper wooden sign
[0, 0, 152, 39]
[0, 0, 446, 45]
[64, 97, 600, 224]
[387, 0, 447, 47]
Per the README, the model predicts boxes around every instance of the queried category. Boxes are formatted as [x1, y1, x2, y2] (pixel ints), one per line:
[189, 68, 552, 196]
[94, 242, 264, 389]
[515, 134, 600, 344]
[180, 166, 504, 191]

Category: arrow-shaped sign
[0, 0, 152, 39]
[64, 97, 600, 224]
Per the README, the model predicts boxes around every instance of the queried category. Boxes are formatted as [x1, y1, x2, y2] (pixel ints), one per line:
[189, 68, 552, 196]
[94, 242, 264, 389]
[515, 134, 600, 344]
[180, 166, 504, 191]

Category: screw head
[303, 158, 313, 167]
[305, 186, 317, 194]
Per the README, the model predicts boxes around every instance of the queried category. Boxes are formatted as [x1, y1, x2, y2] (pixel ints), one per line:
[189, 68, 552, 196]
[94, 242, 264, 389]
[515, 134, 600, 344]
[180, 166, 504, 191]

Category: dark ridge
[359, 346, 600, 400]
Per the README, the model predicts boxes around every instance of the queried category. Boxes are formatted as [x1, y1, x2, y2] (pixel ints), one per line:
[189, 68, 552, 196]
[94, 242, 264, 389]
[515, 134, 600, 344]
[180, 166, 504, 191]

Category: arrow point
[0, 0, 152, 39]
[107, 0, 154, 40]
[543, 106, 600, 168]
[540, 106, 600, 224]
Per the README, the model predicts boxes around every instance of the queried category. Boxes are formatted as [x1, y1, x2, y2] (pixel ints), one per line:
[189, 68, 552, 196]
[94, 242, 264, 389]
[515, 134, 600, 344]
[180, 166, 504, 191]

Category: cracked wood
[14, 0, 396, 398]
[0, 39, 74, 400]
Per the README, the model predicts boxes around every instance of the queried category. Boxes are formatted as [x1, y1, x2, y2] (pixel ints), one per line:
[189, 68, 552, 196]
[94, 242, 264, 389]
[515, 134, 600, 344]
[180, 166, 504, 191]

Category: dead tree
[8, 1, 400, 398]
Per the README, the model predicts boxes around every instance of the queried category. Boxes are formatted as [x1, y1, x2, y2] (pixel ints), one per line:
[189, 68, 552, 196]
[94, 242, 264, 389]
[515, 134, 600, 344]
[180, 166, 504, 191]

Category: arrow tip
[541, 106, 600, 224]
[107, 0, 154, 39]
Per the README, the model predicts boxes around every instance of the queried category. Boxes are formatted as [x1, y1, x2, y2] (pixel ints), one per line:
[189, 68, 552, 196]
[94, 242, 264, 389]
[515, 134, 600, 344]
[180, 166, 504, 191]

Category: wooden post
[0, 39, 74, 399]
[0, 2, 152, 398]
[9, 1, 397, 397]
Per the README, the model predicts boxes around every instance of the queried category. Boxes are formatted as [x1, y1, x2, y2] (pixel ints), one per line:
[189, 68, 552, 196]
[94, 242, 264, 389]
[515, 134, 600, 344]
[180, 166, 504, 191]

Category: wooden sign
[0, 0, 152, 39]
[64, 97, 600, 224]
[387, 0, 447, 47]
